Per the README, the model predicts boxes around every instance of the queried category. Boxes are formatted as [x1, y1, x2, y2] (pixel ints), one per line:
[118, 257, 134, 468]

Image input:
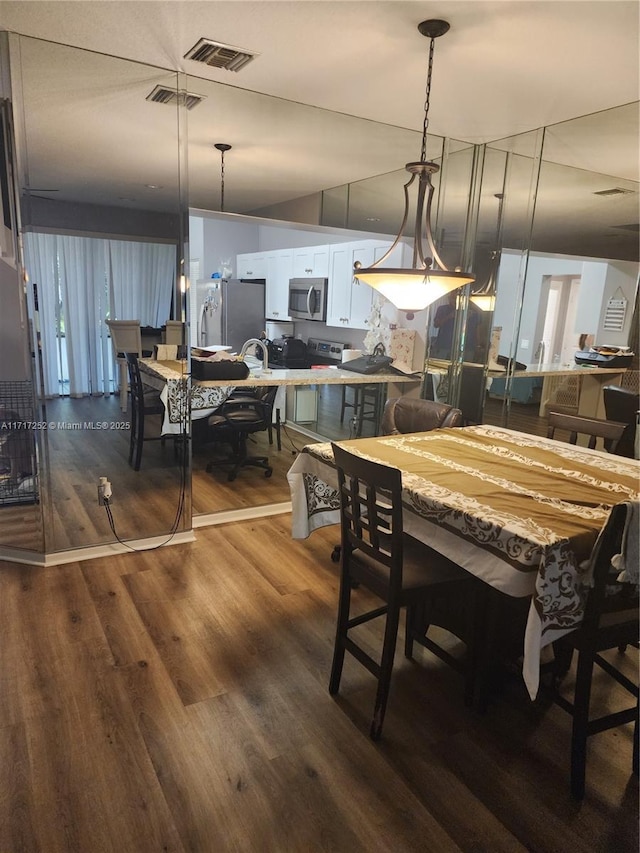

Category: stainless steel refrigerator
[195, 279, 265, 353]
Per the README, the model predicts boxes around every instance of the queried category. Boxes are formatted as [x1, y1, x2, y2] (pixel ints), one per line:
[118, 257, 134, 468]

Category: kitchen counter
[194, 364, 421, 388]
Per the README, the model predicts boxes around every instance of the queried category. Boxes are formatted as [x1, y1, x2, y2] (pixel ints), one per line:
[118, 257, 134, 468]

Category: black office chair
[206, 386, 278, 481]
[125, 352, 166, 471]
[551, 502, 639, 800]
[546, 409, 627, 453]
[329, 442, 475, 740]
[603, 385, 639, 458]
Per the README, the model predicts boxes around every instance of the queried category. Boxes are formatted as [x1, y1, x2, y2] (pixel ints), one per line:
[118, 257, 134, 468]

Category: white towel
[612, 501, 640, 585]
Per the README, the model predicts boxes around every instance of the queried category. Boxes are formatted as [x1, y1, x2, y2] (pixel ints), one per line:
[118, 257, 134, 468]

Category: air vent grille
[146, 85, 205, 110]
[593, 187, 635, 197]
[184, 38, 256, 71]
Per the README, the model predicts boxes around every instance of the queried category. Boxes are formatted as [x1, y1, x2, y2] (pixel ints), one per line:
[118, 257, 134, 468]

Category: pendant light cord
[420, 36, 436, 162]
[214, 142, 232, 213]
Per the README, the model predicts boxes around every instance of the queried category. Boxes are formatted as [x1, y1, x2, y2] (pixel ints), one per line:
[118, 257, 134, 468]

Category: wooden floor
[0, 513, 637, 852]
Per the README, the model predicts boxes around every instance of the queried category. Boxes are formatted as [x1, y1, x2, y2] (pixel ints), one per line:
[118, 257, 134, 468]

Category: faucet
[240, 338, 271, 374]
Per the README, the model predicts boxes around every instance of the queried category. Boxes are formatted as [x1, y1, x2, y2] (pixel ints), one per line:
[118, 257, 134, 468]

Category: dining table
[287, 424, 640, 699]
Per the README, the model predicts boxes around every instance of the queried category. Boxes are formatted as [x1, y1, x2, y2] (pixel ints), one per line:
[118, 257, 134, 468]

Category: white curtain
[24, 232, 176, 398]
[108, 240, 175, 327]
[58, 235, 110, 397]
[24, 232, 62, 397]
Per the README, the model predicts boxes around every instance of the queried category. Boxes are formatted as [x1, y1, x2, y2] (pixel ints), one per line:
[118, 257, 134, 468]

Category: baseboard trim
[0, 503, 293, 567]
[192, 501, 292, 528]
[0, 529, 197, 567]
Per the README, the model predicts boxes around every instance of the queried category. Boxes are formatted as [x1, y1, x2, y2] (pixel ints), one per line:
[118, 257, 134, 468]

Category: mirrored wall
[1, 29, 637, 556]
[2, 34, 189, 554]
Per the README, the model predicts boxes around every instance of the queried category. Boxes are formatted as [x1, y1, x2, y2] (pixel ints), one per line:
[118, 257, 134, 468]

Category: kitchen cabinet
[292, 245, 330, 278]
[327, 240, 405, 330]
[237, 252, 267, 280]
[265, 249, 293, 321]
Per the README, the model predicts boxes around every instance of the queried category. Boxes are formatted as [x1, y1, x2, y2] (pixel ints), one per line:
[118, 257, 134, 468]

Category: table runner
[287, 425, 639, 698]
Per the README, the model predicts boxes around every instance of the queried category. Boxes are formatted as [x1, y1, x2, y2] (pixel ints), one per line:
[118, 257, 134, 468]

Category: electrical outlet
[97, 476, 113, 506]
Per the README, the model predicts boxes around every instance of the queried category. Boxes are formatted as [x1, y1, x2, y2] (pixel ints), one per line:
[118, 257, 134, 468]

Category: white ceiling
[1, 0, 639, 259]
[2, 0, 638, 143]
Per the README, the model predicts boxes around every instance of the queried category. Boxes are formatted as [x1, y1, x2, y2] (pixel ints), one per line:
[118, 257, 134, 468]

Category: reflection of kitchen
[189, 213, 426, 438]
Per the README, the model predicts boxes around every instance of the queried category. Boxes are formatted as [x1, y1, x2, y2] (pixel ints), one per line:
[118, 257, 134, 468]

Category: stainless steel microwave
[288, 278, 327, 322]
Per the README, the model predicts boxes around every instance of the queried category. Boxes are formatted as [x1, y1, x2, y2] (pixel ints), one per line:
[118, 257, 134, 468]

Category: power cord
[101, 361, 190, 552]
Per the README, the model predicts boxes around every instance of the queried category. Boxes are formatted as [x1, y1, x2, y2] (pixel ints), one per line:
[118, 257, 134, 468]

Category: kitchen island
[139, 358, 421, 438]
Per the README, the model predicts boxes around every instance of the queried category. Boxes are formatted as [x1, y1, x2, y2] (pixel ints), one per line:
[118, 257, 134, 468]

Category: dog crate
[0, 380, 38, 506]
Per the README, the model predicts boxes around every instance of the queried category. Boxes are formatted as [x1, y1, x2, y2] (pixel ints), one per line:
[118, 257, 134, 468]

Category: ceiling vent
[593, 187, 635, 197]
[146, 85, 205, 110]
[183, 38, 257, 72]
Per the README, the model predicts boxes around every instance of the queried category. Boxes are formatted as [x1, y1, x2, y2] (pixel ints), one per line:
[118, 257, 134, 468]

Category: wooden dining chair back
[381, 396, 463, 435]
[552, 501, 639, 800]
[106, 320, 143, 412]
[329, 442, 474, 740]
[546, 409, 627, 453]
[163, 320, 184, 346]
[603, 385, 639, 458]
[125, 353, 166, 471]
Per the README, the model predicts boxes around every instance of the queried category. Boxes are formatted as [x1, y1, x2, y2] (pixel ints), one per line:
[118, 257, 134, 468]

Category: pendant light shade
[353, 20, 474, 318]
[470, 193, 504, 312]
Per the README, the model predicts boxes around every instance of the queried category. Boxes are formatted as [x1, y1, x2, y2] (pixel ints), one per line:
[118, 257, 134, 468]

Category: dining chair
[603, 385, 639, 458]
[329, 442, 475, 741]
[125, 353, 166, 471]
[551, 502, 639, 800]
[106, 320, 143, 412]
[163, 320, 185, 346]
[381, 396, 463, 434]
[205, 386, 278, 481]
[329, 396, 463, 565]
[340, 384, 383, 437]
[546, 409, 627, 453]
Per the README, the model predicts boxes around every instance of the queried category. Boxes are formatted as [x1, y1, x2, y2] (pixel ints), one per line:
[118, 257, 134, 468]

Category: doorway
[537, 275, 581, 363]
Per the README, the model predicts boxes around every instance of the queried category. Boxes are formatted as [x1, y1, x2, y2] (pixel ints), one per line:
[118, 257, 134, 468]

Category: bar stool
[340, 384, 383, 437]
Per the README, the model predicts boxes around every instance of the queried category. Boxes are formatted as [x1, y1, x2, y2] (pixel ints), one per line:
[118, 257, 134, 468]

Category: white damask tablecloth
[138, 359, 231, 435]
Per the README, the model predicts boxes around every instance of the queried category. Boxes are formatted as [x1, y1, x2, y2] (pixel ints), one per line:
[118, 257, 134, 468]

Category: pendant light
[353, 20, 475, 319]
[214, 142, 232, 212]
[470, 192, 504, 312]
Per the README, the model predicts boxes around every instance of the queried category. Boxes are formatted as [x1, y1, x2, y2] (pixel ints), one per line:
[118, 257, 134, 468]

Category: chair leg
[370, 597, 401, 741]
[340, 386, 347, 424]
[275, 408, 282, 451]
[633, 699, 639, 777]
[329, 557, 353, 696]
[133, 410, 144, 471]
[570, 649, 595, 801]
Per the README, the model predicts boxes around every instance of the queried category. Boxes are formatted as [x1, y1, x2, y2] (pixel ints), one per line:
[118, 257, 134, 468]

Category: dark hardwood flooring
[0, 514, 637, 851]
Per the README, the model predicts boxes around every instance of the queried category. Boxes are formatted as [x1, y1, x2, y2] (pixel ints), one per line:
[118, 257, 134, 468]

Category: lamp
[353, 20, 474, 320]
[470, 192, 504, 312]
[214, 142, 232, 212]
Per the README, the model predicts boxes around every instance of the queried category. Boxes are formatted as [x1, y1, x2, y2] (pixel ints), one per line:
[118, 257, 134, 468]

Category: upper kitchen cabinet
[327, 240, 406, 329]
[237, 252, 267, 280]
[292, 246, 330, 278]
[265, 249, 293, 321]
